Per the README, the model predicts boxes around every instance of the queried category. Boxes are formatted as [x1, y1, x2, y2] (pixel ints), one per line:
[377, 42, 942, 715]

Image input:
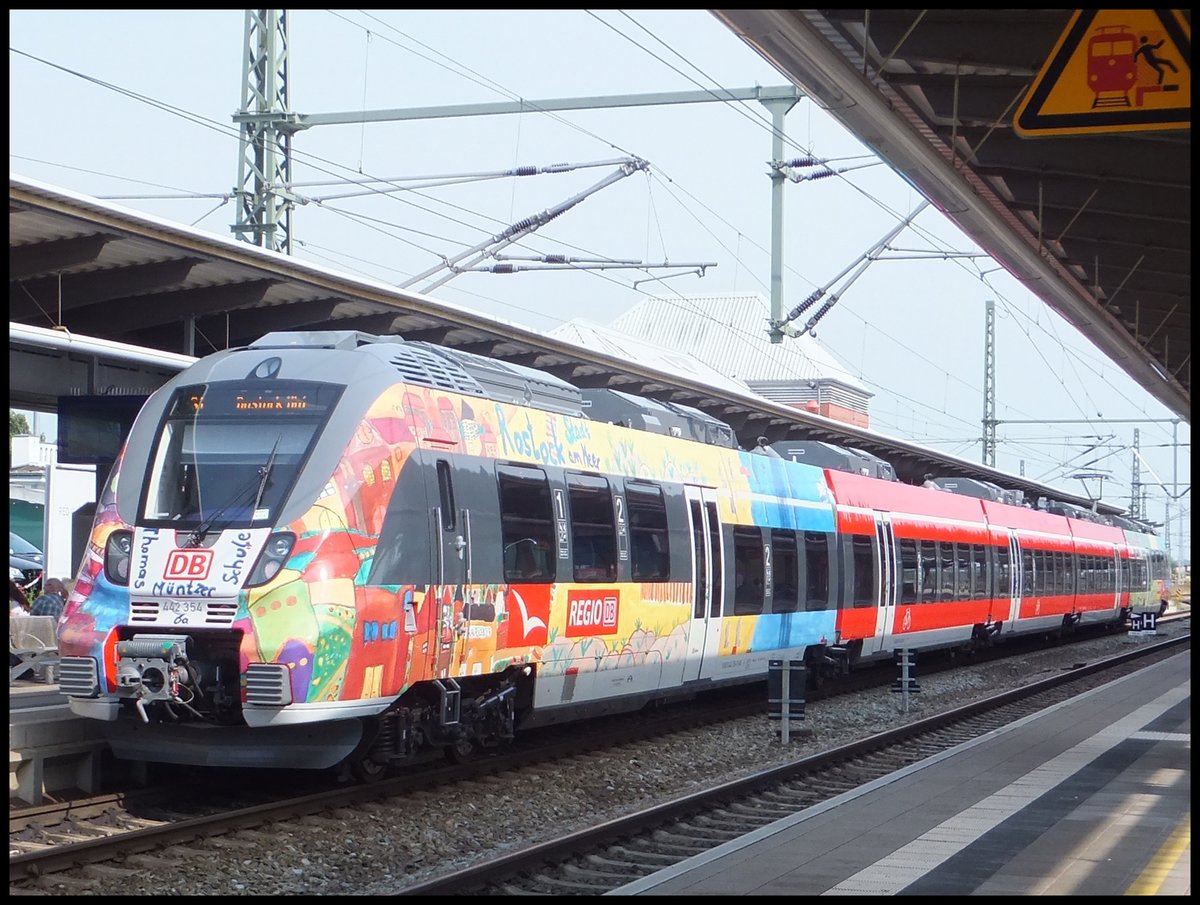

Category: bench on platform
[10, 614, 60, 684]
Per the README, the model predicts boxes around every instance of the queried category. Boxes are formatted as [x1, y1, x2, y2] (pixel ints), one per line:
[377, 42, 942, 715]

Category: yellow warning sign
[1014, 9, 1190, 137]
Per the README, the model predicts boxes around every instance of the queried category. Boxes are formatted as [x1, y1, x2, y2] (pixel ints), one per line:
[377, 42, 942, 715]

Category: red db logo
[565, 590, 620, 637]
[164, 549, 214, 580]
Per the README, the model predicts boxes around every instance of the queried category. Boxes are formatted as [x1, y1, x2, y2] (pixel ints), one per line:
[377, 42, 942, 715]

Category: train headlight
[104, 530, 134, 585]
[246, 531, 296, 587]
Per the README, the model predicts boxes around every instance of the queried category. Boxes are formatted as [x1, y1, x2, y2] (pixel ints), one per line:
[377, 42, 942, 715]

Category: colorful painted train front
[54, 330, 1167, 776]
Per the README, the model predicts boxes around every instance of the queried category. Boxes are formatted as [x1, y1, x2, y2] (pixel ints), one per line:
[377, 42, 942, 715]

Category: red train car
[822, 469, 1007, 664]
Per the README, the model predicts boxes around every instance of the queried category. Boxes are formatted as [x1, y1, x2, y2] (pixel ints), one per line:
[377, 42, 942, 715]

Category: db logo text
[565, 590, 620, 637]
[164, 549, 214, 580]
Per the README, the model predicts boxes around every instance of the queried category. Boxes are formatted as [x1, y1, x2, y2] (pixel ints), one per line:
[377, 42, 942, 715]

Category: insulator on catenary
[490, 264, 515, 273]
[803, 169, 838, 181]
[785, 289, 824, 322]
[507, 216, 538, 233]
[802, 299, 838, 332]
[783, 156, 828, 168]
[509, 165, 538, 177]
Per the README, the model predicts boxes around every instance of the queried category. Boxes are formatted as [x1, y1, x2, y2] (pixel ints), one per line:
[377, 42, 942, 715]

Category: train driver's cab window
[568, 473, 617, 583]
[142, 382, 338, 526]
[627, 481, 670, 581]
[499, 465, 555, 583]
[732, 526, 765, 615]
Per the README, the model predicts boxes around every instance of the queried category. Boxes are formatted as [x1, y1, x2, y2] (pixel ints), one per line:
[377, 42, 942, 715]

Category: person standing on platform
[9, 578, 31, 616]
[30, 577, 67, 622]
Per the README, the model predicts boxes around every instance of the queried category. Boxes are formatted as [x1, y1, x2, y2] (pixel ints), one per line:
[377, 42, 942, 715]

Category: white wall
[10, 435, 96, 579]
[45, 461, 96, 579]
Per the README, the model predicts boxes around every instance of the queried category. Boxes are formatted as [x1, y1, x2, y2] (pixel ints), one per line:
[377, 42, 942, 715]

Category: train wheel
[445, 736, 476, 764]
[351, 752, 389, 784]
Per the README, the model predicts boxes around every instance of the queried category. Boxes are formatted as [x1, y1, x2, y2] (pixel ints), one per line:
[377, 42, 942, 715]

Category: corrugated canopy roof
[611, 293, 870, 393]
[7, 174, 1137, 515]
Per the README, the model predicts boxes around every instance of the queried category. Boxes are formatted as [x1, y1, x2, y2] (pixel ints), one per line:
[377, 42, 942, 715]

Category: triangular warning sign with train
[1014, 9, 1190, 137]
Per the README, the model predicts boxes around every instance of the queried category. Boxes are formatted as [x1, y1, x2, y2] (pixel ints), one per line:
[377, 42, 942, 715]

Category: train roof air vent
[430, 344, 585, 417]
[386, 344, 487, 397]
[250, 330, 404, 351]
[580, 388, 735, 448]
[771, 440, 895, 479]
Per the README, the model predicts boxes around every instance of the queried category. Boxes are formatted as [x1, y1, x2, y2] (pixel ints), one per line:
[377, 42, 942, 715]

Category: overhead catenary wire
[9, 12, 1187, 534]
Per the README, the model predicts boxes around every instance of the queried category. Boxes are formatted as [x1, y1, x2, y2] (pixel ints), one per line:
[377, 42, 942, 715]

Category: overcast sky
[8, 10, 1189, 559]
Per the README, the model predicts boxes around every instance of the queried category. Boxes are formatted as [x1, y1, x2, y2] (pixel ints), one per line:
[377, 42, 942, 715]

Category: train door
[431, 454, 471, 676]
[862, 512, 898, 657]
[1001, 532, 1021, 635]
[432, 456, 471, 587]
[682, 485, 723, 683]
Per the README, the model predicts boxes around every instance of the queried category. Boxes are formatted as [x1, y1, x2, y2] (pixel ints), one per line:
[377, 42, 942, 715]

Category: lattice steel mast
[232, 9, 296, 253]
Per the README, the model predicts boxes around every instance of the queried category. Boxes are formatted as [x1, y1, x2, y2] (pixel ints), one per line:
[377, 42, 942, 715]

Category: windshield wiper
[252, 435, 282, 516]
[185, 435, 282, 548]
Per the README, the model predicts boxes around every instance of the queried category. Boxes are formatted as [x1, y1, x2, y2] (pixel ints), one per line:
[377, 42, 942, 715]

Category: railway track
[9, 621, 1185, 893]
[396, 633, 1189, 896]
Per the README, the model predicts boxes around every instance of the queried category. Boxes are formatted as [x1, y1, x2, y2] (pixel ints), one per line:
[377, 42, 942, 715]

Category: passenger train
[55, 330, 1170, 778]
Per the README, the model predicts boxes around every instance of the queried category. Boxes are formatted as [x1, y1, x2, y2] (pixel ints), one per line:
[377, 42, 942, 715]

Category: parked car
[9, 532, 44, 597]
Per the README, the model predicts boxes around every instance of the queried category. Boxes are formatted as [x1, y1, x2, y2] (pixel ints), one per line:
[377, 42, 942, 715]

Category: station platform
[9, 678, 109, 805]
[613, 650, 1190, 896]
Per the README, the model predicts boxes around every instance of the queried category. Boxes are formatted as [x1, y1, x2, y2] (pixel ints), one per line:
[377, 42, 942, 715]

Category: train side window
[851, 533, 874, 608]
[771, 529, 800, 613]
[804, 531, 830, 611]
[971, 544, 988, 600]
[919, 540, 938, 603]
[1055, 551, 1068, 595]
[436, 459, 456, 532]
[995, 545, 1011, 598]
[626, 481, 670, 581]
[898, 538, 919, 604]
[939, 542, 956, 601]
[1022, 547, 1035, 596]
[568, 473, 617, 583]
[498, 465, 555, 583]
[732, 526, 765, 615]
[954, 543, 973, 599]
